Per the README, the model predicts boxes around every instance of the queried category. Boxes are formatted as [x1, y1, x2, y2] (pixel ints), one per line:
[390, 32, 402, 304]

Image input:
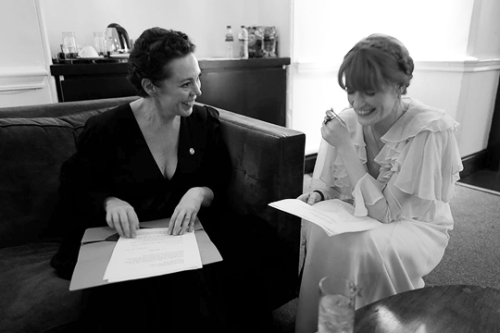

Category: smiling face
[338, 35, 414, 130]
[152, 52, 202, 117]
[347, 84, 400, 127]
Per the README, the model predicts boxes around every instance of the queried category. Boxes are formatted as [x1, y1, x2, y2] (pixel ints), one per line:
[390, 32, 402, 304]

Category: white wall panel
[0, 0, 55, 106]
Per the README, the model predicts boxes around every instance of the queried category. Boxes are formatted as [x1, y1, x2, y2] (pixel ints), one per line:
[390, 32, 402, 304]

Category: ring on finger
[325, 109, 335, 119]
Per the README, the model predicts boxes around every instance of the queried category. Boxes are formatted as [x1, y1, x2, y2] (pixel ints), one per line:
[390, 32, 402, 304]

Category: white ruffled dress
[294, 98, 463, 333]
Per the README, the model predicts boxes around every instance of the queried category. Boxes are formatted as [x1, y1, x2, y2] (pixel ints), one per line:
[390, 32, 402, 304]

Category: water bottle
[238, 25, 249, 59]
[225, 25, 234, 58]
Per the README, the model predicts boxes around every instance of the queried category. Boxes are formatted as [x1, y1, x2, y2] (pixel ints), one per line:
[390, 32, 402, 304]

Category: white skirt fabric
[294, 219, 450, 333]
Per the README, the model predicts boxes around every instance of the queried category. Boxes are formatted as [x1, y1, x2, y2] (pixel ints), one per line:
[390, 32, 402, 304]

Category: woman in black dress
[52, 27, 273, 332]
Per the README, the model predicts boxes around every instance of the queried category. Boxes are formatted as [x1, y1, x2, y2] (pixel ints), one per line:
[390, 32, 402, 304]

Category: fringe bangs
[338, 48, 388, 93]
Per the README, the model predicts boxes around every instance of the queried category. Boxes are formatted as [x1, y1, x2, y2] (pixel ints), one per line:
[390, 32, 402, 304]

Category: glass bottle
[238, 26, 249, 59]
[93, 32, 106, 56]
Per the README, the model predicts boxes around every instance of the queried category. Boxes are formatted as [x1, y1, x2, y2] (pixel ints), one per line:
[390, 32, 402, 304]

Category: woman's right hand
[297, 191, 323, 205]
[104, 197, 139, 238]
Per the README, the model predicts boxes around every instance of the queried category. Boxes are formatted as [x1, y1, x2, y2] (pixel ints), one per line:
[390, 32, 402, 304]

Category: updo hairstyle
[127, 27, 196, 97]
[338, 34, 414, 95]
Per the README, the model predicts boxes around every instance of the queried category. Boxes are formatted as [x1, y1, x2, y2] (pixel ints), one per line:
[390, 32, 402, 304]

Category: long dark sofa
[0, 96, 305, 333]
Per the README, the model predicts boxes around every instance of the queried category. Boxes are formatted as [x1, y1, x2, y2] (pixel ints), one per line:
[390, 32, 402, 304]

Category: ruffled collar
[341, 98, 460, 150]
[381, 98, 460, 144]
[338, 98, 460, 184]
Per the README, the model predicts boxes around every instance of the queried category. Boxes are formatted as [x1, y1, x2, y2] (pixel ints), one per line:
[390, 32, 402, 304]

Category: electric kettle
[105, 23, 130, 54]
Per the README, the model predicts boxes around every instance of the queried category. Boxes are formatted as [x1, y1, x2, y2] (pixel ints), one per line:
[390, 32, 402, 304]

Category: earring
[398, 85, 404, 98]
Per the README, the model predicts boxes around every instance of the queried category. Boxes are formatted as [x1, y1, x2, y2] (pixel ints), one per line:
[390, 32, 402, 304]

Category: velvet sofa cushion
[0, 107, 113, 249]
[0, 242, 82, 333]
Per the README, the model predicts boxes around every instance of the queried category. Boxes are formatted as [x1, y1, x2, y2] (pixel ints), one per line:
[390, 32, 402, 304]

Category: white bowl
[78, 46, 99, 58]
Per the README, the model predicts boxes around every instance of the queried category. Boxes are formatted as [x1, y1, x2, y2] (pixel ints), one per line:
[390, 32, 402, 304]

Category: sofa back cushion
[0, 108, 113, 248]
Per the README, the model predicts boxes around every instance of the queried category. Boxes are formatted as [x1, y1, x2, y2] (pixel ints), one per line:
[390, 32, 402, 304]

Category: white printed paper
[103, 228, 202, 282]
[269, 199, 382, 236]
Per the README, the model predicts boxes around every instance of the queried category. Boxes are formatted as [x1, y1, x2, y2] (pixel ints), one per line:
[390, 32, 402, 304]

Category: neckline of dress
[370, 97, 411, 144]
[127, 103, 182, 181]
[369, 126, 385, 151]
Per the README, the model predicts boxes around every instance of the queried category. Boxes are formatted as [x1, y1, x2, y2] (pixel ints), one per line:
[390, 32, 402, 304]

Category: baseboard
[304, 150, 488, 178]
[460, 150, 488, 178]
[485, 143, 500, 171]
[456, 182, 500, 197]
[304, 153, 317, 175]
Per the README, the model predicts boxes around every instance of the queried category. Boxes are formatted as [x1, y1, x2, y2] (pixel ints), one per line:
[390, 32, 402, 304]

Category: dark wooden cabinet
[50, 61, 136, 102]
[50, 58, 290, 126]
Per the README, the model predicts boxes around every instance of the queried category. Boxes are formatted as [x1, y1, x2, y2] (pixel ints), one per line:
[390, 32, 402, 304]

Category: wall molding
[294, 57, 500, 74]
[414, 58, 500, 73]
[0, 67, 48, 92]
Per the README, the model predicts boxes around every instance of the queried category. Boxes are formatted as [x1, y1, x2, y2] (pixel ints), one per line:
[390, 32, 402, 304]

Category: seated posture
[295, 34, 463, 333]
[51, 27, 272, 332]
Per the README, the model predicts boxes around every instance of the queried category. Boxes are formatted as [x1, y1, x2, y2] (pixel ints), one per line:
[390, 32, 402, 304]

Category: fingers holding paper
[297, 191, 322, 206]
[168, 207, 198, 235]
[168, 188, 204, 235]
[104, 197, 139, 238]
[168, 210, 196, 236]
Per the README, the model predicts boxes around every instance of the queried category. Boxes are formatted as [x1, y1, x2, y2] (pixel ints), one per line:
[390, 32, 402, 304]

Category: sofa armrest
[213, 105, 306, 305]
[217, 107, 305, 227]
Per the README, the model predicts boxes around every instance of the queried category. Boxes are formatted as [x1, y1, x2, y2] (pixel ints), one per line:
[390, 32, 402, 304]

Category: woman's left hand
[168, 188, 203, 235]
[321, 110, 350, 148]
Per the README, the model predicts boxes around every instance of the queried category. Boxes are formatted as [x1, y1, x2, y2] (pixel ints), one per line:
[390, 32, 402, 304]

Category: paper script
[103, 228, 202, 282]
[269, 199, 382, 236]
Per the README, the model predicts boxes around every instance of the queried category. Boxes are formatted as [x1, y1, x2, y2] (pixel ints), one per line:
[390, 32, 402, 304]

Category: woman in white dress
[294, 34, 463, 333]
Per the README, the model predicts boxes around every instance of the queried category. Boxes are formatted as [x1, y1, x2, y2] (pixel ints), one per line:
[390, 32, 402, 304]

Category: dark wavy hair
[338, 34, 414, 95]
[127, 27, 196, 97]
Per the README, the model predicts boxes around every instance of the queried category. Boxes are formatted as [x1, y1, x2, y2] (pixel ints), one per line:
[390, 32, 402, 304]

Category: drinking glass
[62, 32, 77, 58]
[318, 276, 357, 333]
[93, 32, 106, 56]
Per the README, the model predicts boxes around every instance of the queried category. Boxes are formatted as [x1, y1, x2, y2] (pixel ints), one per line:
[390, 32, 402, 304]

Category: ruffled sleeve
[311, 109, 366, 199]
[393, 129, 462, 202]
[351, 127, 463, 220]
[352, 173, 385, 216]
[312, 98, 463, 223]
[376, 100, 463, 203]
